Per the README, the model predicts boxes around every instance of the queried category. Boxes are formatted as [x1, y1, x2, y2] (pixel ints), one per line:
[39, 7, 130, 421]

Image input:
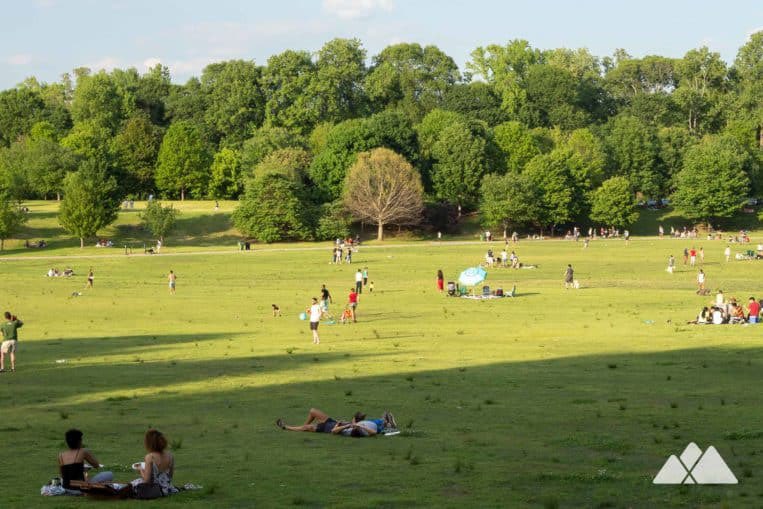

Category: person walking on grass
[348, 288, 359, 322]
[86, 267, 94, 289]
[308, 298, 323, 344]
[437, 269, 444, 292]
[564, 264, 574, 289]
[689, 247, 697, 267]
[168, 270, 177, 295]
[0, 311, 23, 373]
[355, 269, 363, 294]
[724, 245, 731, 262]
[667, 255, 675, 273]
[683, 247, 689, 265]
[362, 267, 369, 288]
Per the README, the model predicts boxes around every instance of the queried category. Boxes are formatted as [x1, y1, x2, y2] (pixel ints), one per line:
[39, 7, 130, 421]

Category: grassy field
[2, 204, 763, 508]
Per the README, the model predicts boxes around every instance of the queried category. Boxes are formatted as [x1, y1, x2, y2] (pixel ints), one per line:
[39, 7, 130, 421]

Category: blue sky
[1, 0, 761, 89]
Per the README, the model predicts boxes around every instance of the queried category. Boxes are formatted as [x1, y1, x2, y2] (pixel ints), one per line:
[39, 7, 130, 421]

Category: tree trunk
[181, 187, 185, 201]
[80, 237, 84, 248]
[377, 222, 384, 241]
[56, 193, 60, 201]
[0, 238, 4, 251]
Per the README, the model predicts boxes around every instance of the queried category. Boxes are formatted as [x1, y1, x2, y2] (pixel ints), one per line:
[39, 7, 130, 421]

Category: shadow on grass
[5, 345, 763, 508]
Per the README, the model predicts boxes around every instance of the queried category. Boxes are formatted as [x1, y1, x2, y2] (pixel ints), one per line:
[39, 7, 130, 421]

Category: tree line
[1, 35, 762, 244]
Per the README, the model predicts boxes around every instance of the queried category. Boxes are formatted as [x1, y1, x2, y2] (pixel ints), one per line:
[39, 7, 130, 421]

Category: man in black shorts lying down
[276, 408, 341, 433]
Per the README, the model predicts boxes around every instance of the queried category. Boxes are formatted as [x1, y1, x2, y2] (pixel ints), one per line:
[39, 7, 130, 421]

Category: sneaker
[383, 411, 397, 430]
[276, 418, 286, 430]
[0, 369, 4, 373]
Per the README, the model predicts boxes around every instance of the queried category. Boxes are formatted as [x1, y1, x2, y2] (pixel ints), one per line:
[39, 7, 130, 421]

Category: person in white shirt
[308, 298, 323, 344]
[724, 245, 731, 262]
[354, 269, 363, 294]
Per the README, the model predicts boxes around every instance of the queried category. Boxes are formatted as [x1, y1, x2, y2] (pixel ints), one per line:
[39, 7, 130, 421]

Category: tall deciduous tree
[343, 148, 424, 240]
[70, 71, 126, 133]
[140, 200, 179, 243]
[480, 172, 541, 232]
[0, 193, 27, 250]
[309, 38, 368, 123]
[58, 162, 121, 247]
[523, 150, 582, 233]
[262, 50, 317, 133]
[671, 135, 751, 224]
[111, 114, 162, 196]
[155, 121, 212, 200]
[208, 147, 242, 199]
[589, 176, 639, 227]
[232, 174, 312, 242]
[493, 121, 541, 173]
[605, 115, 661, 197]
[430, 122, 488, 211]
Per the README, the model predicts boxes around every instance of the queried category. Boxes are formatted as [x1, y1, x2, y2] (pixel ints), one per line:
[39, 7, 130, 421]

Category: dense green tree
[262, 50, 317, 133]
[140, 200, 179, 243]
[208, 147, 243, 199]
[520, 64, 589, 129]
[442, 82, 506, 126]
[493, 121, 541, 173]
[732, 31, 763, 150]
[415, 109, 465, 161]
[365, 43, 460, 120]
[657, 126, 695, 190]
[430, 122, 488, 211]
[671, 135, 751, 224]
[58, 161, 121, 247]
[314, 201, 351, 241]
[23, 138, 77, 200]
[70, 71, 126, 133]
[589, 176, 639, 227]
[232, 173, 312, 242]
[59, 121, 113, 166]
[253, 148, 311, 183]
[523, 150, 582, 232]
[342, 148, 424, 240]
[562, 128, 607, 191]
[604, 115, 661, 197]
[308, 119, 371, 200]
[480, 172, 541, 232]
[200, 60, 265, 146]
[0, 193, 27, 250]
[0, 88, 47, 146]
[364, 110, 419, 164]
[155, 121, 212, 200]
[674, 47, 727, 134]
[309, 38, 368, 123]
[111, 114, 163, 196]
[240, 126, 304, 171]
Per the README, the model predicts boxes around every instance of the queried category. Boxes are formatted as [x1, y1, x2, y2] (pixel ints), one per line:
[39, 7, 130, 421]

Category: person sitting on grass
[729, 302, 746, 324]
[711, 306, 725, 325]
[339, 307, 353, 324]
[131, 429, 177, 497]
[276, 408, 342, 433]
[690, 307, 711, 324]
[271, 304, 281, 317]
[58, 429, 113, 490]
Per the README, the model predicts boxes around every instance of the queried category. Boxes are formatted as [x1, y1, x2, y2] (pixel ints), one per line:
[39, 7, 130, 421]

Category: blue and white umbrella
[458, 267, 487, 287]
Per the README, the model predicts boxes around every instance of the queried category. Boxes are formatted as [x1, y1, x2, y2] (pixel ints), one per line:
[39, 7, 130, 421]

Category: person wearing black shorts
[276, 408, 339, 433]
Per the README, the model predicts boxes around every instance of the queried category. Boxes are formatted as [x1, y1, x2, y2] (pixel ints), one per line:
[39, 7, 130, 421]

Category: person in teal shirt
[1, 311, 23, 373]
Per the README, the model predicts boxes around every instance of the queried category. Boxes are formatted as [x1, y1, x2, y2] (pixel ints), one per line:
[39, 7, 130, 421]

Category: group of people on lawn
[692, 290, 761, 325]
[484, 249, 521, 268]
[52, 428, 177, 497]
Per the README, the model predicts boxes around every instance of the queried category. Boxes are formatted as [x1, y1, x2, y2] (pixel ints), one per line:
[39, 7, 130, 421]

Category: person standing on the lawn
[699, 246, 704, 264]
[362, 267, 368, 287]
[689, 247, 697, 266]
[168, 270, 176, 294]
[683, 247, 689, 265]
[436, 269, 444, 292]
[348, 288, 359, 322]
[308, 298, 323, 344]
[564, 265, 574, 289]
[697, 269, 706, 292]
[667, 255, 675, 273]
[0, 311, 22, 373]
[724, 245, 731, 262]
[86, 267, 94, 289]
[355, 269, 363, 294]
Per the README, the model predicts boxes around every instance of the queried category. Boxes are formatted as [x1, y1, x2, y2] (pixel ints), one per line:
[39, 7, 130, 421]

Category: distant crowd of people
[690, 291, 761, 325]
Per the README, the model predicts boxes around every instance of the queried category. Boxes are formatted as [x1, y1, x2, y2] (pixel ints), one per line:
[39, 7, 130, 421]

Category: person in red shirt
[689, 248, 697, 267]
[747, 297, 761, 324]
[348, 288, 359, 323]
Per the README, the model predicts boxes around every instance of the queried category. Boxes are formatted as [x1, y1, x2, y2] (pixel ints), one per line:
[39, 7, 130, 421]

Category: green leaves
[155, 121, 212, 200]
[590, 176, 639, 228]
[58, 161, 120, 247]
[140, 200, 179, 242]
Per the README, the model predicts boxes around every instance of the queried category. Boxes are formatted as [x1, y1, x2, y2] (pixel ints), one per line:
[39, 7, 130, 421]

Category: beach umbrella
[458, 267, 487, 287]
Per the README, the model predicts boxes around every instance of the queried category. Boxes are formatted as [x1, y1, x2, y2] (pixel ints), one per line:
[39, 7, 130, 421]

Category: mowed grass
[1, 206, 763, 507]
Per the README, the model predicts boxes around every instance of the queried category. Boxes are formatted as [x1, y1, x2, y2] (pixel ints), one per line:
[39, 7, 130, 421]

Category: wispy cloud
[6, 54, 33, 65]
[83, 56, 121, 72]
[322, 0, 394, 20]
[746, 26, 763, 40]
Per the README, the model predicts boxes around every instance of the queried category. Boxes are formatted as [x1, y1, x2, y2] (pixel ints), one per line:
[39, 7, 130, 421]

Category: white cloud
[6, 54, 33, 65]
[142, 57, 162, 69]
[322, 0, 393, 20]
[746, 26, 763, 40]
[84, 56, 121, 72]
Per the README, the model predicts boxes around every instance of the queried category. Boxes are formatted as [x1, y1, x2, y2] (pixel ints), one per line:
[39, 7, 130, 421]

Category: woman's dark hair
[437, 270, 443, 279]
[353, 411, 366, 422]
[144, 429, 168, 452]
[65, 429, 83, 449]
[350, 428, 365, 438]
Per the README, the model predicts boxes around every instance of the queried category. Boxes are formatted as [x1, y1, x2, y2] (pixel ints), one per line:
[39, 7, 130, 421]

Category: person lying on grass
[276, 409, 397, 435]
[332, 412, 382, 437]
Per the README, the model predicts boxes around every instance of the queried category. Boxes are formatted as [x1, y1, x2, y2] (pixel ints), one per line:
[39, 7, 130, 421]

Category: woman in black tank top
[58, 429, 113, 489]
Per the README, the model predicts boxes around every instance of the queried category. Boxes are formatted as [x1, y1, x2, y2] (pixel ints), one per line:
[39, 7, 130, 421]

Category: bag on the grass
[133, 482, 163, 499]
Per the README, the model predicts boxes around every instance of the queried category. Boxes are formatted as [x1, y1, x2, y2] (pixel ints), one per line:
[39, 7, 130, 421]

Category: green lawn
[1, 205, 763, 507]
